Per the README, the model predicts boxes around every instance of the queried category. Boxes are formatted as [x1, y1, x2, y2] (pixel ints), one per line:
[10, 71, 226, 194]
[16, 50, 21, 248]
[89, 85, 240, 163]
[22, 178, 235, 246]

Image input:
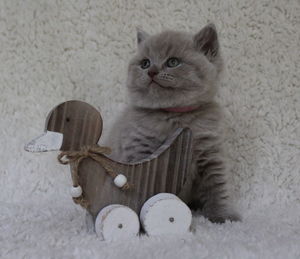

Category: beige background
[0, 0, 299, 258]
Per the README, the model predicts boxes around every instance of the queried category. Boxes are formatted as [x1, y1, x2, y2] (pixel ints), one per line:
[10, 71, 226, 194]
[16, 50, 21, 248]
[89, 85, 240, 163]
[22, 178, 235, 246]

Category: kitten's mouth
[149, 80, 174, 89]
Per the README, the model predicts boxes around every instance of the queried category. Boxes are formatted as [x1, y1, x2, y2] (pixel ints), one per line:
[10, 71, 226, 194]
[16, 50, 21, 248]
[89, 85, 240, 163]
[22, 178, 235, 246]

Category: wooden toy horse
[25, 100, 194, 241]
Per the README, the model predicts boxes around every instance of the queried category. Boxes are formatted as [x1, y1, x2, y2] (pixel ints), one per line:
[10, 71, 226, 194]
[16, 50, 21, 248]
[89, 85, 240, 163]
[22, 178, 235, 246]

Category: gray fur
[107, 24, 240, 223]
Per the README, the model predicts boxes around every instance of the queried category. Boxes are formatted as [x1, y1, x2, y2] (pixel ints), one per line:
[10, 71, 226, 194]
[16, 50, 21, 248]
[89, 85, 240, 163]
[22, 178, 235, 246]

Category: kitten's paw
[208, 212, 241, 224]
[188, 200, 241, 223]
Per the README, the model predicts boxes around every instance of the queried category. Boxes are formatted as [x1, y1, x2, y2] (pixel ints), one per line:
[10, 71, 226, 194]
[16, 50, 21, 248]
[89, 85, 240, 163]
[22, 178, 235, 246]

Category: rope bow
[57, 145, 131, 208]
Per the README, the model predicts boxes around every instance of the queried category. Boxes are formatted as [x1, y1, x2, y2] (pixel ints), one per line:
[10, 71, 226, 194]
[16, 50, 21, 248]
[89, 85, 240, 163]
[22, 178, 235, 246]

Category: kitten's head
[126, 24, 224, 109]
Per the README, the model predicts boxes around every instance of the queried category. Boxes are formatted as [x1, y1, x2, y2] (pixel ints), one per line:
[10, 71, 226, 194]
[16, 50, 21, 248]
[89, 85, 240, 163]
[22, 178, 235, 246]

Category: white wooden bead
[113, 174, 127, 188]
[140, 193, 192, 236]
[70, 185, 82, 198]
[95, 204, 140, 241]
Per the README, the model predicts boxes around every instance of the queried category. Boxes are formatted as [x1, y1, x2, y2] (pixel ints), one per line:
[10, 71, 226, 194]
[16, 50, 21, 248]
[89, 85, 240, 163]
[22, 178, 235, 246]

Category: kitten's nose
[148, 68, 158, 78]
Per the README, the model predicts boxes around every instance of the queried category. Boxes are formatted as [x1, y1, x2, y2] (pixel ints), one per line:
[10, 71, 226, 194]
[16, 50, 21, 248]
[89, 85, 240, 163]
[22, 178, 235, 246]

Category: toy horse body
[26, 100, 194, 240]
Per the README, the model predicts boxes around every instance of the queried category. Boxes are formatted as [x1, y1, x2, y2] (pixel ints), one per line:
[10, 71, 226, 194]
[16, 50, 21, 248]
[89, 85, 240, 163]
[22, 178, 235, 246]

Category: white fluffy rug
[1, 0, 299, 258]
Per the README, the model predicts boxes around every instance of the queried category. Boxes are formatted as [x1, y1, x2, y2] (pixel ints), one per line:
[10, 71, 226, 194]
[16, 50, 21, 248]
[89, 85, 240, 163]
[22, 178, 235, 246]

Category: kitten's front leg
[189, 146, 240, 223]
[120, 133, 163, 163]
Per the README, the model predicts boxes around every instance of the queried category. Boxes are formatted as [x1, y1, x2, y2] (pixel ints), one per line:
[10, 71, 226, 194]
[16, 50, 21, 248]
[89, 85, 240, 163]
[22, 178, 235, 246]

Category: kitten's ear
[194, 23, 219, 61]
[136, 27, 150, 45]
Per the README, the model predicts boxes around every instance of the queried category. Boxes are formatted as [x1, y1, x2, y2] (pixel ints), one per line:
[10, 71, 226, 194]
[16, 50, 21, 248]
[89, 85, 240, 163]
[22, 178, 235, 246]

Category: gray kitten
[107, 24, 240, 223]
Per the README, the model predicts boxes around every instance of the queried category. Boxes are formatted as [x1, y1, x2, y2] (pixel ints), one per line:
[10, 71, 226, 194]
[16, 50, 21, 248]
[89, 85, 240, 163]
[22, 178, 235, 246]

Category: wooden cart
[25, 100, 194, 241]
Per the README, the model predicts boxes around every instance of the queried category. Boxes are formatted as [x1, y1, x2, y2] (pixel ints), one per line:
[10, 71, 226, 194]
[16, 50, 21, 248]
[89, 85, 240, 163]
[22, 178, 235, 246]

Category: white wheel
[95, 205, 140, 241]
[140, 193, 192, 236]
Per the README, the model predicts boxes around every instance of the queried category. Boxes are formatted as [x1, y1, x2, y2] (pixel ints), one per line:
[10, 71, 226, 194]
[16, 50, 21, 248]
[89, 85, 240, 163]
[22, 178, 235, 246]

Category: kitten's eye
[140, 59, 151, 69]
[166, 57, 180, 68]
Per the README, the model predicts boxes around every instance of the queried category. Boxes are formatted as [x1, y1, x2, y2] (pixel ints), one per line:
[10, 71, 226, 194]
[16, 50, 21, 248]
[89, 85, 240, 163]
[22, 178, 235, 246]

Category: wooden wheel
[140, 193, 192, 236]
[95, 205, 140, 241]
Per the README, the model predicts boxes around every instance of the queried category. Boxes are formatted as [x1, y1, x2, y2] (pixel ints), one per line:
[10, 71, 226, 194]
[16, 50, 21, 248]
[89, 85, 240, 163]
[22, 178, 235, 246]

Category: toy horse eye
[140, 59, 151, 69]
[166, 57, 180, 68]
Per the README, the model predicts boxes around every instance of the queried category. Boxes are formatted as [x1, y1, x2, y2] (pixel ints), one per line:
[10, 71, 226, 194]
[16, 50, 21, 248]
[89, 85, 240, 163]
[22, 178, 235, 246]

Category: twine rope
[57, 145, 130, 208]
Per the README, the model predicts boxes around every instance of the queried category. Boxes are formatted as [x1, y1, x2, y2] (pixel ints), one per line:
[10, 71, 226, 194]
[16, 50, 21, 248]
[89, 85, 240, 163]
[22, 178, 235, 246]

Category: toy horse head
[25, 100, 102, 152]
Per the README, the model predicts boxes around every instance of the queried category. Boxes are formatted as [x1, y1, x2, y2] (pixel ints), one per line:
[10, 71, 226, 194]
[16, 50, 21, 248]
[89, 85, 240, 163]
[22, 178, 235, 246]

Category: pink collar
[162, 105, 199, 113]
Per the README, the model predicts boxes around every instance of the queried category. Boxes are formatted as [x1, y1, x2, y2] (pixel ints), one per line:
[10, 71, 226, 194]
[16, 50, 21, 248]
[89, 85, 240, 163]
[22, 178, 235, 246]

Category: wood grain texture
[43, 100, 194, 220]
[46, 100, 102, 151]
[94, 204, 140, 241]
[139, 193, 192, 236]
[77, 128, 193, 219]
